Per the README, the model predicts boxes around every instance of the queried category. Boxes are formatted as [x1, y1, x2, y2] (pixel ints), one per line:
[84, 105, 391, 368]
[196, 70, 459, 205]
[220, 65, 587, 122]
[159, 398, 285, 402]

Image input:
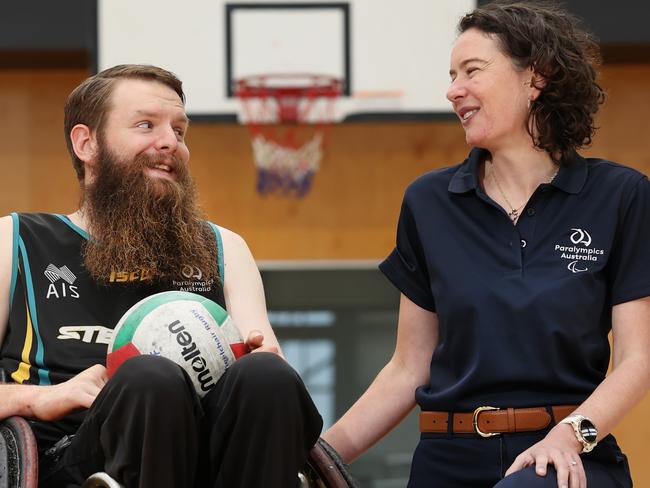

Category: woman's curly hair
[459, 1, 606, 164]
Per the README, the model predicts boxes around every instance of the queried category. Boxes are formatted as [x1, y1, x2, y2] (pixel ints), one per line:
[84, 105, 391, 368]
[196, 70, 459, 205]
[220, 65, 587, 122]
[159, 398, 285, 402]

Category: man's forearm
[0, 383, 42, 420]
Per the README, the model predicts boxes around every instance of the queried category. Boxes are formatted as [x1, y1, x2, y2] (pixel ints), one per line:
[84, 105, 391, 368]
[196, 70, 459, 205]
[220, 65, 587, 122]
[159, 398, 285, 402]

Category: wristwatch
[559, 414, 598, 453]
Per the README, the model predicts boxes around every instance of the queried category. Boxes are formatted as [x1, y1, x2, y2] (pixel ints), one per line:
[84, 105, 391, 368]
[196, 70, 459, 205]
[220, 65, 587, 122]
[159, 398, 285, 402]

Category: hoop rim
[234, 73, 343, 98]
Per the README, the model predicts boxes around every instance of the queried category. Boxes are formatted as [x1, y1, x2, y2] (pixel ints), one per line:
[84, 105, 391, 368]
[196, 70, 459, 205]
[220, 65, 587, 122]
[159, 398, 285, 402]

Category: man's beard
[82, 141, 218, 285]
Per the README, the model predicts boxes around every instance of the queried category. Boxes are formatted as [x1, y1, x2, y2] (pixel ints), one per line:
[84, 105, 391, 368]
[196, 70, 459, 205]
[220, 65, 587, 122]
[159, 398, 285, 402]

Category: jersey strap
[208, 222, 225, 280]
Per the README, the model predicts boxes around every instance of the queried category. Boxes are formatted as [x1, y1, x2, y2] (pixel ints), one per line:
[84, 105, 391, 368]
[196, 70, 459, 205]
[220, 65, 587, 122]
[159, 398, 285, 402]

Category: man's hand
[505, 423, 586, 488]
[245, 330, 279, 355]
[30, 364, 108, 421]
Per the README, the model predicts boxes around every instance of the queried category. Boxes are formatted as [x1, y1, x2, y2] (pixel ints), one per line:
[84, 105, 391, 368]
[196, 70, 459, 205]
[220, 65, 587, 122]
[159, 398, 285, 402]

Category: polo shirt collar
[448, 147, 485, 194]
[550, 152, 588, 194]
[448, 147, 588, 195]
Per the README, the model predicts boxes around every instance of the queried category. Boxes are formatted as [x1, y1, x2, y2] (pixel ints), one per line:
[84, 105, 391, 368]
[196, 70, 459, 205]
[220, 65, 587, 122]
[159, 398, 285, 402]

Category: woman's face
[447, 28, 537, 152]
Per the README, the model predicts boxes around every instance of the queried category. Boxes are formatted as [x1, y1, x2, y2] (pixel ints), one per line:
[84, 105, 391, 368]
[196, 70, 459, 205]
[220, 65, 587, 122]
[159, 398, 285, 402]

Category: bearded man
[0, 65, 322, 488]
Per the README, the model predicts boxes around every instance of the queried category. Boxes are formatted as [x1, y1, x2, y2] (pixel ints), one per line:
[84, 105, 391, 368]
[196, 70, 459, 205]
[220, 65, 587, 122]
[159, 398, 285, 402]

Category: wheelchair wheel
[300, 438, 359, 488]
[82, 472, 124, 488]
[0, 416, 38, 488]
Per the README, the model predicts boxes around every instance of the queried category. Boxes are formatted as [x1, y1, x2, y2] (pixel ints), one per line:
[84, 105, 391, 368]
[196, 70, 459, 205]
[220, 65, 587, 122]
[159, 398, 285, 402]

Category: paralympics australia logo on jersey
[172, 265, 215, 293]
[44, 263, 80, 299]
[553, 228, 605, 273]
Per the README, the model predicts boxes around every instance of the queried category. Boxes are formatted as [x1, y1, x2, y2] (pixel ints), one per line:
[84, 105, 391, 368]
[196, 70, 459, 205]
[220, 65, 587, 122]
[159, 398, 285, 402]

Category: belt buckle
[472, 406, 500, 437]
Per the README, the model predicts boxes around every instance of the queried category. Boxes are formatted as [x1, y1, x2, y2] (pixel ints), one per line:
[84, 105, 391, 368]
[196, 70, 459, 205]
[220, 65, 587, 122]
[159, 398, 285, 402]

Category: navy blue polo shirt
[380, 147, 650, 411]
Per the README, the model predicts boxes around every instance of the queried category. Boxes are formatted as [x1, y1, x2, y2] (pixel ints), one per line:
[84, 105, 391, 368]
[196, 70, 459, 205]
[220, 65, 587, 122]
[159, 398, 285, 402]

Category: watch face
[579, 418, 598, 443]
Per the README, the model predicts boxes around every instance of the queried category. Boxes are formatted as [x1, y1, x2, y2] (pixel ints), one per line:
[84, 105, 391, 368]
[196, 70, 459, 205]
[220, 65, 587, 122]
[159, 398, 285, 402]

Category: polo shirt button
[527, 207, 536, 216]
[521, 239, 527, 248]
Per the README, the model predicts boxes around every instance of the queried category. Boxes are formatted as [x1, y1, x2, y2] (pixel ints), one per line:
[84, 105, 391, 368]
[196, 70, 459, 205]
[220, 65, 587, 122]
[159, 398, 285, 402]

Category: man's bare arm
[0, 215, 108, 421]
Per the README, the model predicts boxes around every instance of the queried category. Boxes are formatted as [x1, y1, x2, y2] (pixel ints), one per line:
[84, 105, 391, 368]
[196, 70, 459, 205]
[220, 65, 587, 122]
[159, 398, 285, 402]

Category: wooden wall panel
[585, 64, 650, 169]
[0, 65, 648, 484]
[0, 69, 83, 213]
[187, 121, 467, 259]
[1, 66, 649, 261]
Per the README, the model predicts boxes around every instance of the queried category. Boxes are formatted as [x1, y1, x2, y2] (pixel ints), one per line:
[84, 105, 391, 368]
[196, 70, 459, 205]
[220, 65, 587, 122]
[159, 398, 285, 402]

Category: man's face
[80, 79, 218, 284]
[89, 78, 191, 187]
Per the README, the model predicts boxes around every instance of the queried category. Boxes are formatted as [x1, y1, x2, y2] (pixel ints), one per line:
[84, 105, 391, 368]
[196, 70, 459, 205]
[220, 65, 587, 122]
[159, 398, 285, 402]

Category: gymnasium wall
[2, 66, 650, 259]
[0, 64, 649, 483]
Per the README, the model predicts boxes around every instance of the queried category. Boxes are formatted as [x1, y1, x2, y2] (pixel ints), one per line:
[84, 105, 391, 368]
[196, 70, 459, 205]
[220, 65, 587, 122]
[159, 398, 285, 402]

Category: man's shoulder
[0, 215, 14, 244]
[13, 212, 76, 229]
[211, 224, 247, 251]
[4, 212, 61, 227]
[0, 216, 16, 312]
[1, 213, 84, 247]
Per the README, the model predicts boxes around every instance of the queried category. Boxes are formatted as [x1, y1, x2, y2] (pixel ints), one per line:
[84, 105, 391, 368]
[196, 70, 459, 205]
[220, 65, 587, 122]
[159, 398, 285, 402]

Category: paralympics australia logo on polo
[553, 228, 605, 273]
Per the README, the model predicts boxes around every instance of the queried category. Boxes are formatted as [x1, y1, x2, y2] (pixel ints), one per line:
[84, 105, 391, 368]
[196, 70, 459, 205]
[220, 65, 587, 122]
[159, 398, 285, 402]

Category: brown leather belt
[419, 405, 577, 437]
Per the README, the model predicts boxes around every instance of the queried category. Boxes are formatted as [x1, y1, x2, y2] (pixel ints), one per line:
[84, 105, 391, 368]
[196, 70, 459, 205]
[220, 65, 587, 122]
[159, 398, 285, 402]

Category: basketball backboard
[97, 0, 475, 122]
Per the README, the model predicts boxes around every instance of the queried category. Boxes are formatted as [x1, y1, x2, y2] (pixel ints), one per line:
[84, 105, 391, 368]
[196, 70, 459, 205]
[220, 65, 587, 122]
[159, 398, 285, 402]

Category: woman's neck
[486, 147, 557, 193]
[480, 146, 559, 224]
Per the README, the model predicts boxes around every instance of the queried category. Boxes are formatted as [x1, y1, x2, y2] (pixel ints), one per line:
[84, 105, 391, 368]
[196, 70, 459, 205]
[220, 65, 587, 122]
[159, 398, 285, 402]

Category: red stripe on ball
[106, 342, 142, 378]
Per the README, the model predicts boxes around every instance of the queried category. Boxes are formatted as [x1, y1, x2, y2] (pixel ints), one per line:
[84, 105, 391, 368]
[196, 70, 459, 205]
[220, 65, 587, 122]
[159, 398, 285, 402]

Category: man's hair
[459, 1, 606, 163]
[63, 64, 185, 181]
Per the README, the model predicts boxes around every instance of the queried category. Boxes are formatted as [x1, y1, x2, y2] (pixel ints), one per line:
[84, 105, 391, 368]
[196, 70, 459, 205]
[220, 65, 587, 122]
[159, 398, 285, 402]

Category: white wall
[98, 0, 475, 119]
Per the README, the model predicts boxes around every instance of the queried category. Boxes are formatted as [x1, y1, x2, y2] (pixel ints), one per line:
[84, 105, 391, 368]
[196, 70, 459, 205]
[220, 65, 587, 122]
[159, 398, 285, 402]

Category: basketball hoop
[234, 74, 342, 197]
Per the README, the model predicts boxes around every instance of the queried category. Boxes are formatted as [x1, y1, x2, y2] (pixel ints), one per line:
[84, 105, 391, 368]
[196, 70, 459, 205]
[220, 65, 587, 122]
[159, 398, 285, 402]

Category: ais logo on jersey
[44, 263, 80, 299]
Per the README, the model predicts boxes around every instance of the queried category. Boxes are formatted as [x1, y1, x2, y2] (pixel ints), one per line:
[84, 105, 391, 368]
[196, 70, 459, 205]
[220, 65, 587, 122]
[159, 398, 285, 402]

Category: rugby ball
[106, 291, 247, 397]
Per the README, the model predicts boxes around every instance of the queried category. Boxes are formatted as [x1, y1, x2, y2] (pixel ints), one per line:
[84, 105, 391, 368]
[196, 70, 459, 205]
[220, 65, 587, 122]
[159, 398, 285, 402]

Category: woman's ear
[528, 68, 547, 100]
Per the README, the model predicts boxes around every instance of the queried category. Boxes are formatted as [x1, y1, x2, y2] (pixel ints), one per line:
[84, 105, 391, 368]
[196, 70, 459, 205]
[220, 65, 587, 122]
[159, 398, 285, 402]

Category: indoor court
[1, 1, 649, 487]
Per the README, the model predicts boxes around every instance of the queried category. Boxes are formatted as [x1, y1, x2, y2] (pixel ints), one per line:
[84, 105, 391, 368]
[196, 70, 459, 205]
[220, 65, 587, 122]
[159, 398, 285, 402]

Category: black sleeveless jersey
[1, 212, 225, 447]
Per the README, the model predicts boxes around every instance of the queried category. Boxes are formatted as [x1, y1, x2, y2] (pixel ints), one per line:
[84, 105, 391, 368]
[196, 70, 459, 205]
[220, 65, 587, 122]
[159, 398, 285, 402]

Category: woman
[323, 2, 650, 487]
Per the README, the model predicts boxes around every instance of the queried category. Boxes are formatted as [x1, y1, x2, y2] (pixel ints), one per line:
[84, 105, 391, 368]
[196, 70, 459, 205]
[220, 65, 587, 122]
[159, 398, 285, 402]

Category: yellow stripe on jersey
[11, 297, 34, 384]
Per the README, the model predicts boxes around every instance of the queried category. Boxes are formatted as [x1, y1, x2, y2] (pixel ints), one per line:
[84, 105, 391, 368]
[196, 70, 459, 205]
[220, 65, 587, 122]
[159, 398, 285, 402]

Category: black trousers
[40, 352, 323, 488]
[408, 430, 632, 488]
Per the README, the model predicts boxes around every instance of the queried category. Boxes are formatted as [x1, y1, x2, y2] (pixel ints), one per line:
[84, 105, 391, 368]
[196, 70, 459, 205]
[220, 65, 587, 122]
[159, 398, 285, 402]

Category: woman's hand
[505, 423, 586, 488]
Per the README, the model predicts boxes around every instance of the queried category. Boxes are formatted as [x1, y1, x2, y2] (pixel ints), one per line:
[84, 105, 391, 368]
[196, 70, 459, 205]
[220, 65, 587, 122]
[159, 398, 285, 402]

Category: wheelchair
[0, 371, 358, 488]
[0, 417, 355, 487]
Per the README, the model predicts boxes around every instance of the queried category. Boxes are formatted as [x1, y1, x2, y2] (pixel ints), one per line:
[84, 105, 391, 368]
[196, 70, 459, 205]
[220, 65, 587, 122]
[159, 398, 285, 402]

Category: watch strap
[559, 414, 597, 453]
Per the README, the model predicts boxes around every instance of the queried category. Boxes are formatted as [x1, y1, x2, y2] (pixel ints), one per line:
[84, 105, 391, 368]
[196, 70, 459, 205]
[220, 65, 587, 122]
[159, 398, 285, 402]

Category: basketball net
[235, 74, 342, 197]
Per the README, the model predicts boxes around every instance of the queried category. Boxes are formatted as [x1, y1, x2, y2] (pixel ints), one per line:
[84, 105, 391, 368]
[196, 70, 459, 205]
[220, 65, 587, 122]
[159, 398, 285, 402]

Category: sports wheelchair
[0, 371, 358, 488]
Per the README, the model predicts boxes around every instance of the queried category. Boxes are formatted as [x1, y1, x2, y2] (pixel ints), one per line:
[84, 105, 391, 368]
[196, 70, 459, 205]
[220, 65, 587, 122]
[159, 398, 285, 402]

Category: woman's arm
[506, 295, 650, 488]
[322, 293, 438, 463]
[578, 296, 650, 437]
